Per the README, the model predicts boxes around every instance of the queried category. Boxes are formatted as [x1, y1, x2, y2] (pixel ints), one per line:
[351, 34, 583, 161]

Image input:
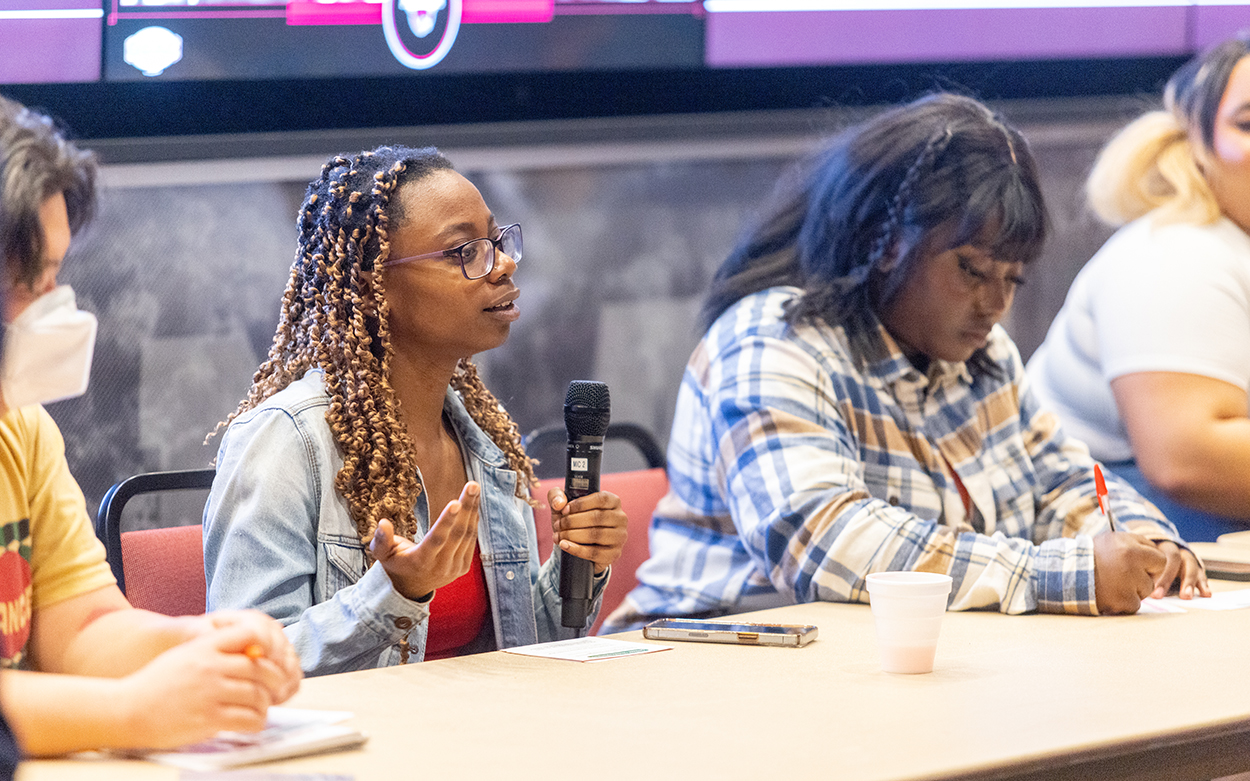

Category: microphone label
[570, 457, 589, 471]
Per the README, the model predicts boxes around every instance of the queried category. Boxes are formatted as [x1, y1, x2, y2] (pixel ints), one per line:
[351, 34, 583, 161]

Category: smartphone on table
[642, 618, 818, 647]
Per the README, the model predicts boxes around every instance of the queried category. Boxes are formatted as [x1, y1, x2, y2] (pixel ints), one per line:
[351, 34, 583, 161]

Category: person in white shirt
[1027, 33, 1250, 541]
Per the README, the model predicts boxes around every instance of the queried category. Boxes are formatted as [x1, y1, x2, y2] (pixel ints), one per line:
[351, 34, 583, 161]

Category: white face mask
[1, 285, 97, 410]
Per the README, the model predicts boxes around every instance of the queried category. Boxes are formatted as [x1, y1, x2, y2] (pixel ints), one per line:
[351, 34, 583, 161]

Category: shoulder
[0, 406, 65, 458]
[705, 285, 843, 357]
[709, 287, 799, 334]
[1102, 215, 1250, 267]
[696, 286, 858, 394]
[219, 371, 334, 460]
[232, 371, 331, 428]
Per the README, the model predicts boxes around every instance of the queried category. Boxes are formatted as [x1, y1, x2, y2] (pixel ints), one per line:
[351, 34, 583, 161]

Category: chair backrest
[93, 468, 216, 616]
[531, 466, 669, 635]
[523, 421, 665, 479]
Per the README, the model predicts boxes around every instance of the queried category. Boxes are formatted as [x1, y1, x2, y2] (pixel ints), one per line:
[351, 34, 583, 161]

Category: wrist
[109, 676, 152, 750]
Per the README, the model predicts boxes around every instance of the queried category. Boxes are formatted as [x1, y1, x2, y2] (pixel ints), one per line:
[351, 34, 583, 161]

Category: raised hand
[370, 481, 481, 600]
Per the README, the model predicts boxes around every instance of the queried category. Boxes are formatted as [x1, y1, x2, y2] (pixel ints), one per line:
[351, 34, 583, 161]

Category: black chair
[94, 468, 217, 609]
[522, 422, 665, 479]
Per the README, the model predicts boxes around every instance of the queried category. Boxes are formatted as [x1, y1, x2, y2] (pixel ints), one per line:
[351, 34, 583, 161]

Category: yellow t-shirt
[0, 405, 115, 668]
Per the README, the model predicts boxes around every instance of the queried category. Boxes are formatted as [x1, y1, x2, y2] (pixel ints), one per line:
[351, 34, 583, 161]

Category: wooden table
[20, 585, 1250, 781]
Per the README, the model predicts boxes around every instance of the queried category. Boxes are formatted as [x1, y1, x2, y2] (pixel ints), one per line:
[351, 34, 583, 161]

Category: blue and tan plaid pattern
[602, 286, 1181, 632]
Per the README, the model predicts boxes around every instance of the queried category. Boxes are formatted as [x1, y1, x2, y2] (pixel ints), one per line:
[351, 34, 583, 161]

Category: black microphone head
[564, 380, 610, 437]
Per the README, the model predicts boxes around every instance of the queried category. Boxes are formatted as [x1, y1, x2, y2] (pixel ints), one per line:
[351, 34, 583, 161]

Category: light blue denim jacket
[203, 369, 603, 676]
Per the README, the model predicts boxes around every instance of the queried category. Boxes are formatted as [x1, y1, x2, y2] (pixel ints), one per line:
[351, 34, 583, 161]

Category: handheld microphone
[559, 380, 610, 628]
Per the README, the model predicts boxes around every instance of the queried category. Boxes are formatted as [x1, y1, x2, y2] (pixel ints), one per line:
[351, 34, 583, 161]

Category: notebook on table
[137, 708, 367, 772]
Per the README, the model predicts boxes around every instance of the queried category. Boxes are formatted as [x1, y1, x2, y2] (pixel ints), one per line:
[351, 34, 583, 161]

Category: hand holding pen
[1089, 462, 1211, 606]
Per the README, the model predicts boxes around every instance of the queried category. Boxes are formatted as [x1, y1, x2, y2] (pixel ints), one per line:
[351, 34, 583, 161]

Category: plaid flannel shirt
[603, 286, 1182, 632]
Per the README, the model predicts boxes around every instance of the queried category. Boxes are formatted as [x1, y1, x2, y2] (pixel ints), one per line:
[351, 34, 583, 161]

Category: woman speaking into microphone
[203, 146, 627, 675]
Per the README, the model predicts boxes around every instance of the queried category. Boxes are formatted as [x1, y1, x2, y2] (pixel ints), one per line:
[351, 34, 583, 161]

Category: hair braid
[211, 146, 537, 546]
[868, 126, 955, 270]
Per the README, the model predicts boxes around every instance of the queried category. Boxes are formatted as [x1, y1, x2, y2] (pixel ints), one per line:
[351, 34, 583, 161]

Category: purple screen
[2, 1, 1250, 85]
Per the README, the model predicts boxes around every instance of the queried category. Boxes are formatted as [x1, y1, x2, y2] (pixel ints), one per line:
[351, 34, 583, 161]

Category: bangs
[948, 170, 1048, 265]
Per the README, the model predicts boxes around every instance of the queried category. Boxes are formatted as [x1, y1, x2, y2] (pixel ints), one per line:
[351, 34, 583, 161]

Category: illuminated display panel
[2, 1, 1249, 140]
[102, 1, 704, 81]
[0, 0, 104, 83]
[3, 1, 1247, 84]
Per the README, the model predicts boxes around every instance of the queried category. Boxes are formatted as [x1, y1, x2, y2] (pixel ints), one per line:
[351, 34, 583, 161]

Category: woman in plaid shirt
[603, 93, 1208, 632]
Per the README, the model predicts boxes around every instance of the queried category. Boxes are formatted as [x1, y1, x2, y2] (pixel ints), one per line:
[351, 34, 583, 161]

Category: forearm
[1112, 372, 1250, 519]
[1137, 416, 1250, 518]
[58, 610, 200, 677]
[1, 670, 139, 756]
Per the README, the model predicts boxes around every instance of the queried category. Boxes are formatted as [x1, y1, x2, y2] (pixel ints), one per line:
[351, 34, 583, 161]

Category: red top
[423, 544, 490, 660]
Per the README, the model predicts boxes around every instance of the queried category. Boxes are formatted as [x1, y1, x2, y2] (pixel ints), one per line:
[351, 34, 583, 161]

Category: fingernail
[466, 483, 480, 497]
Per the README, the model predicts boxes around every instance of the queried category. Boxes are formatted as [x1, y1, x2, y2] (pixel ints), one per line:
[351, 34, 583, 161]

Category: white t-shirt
[1026, 215, 1250, 462]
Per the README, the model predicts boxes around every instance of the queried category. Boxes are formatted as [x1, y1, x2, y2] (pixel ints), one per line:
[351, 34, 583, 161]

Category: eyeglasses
[381, 223, 522, 280]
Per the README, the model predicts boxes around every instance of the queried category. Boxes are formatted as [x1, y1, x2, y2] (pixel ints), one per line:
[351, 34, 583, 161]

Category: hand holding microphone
[556, 381, 628, 628]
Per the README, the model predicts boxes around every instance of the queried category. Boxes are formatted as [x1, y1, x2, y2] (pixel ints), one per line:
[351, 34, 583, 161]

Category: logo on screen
[383, 0, 461, 70]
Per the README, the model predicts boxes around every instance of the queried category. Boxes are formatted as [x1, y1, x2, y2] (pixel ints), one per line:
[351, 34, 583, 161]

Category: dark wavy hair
[702, 92, 1049, 376]
[0, 94, 96, 288]
[1169, 31, 1250, 156]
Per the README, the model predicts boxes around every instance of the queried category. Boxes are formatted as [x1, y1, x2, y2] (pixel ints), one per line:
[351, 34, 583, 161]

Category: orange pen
[1094, 464, 1117, 532]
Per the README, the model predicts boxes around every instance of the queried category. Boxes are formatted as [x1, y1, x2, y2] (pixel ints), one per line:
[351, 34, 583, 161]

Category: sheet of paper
[502, 636, 670, 662]
[143, 708, 366, 772]
[1139, 587, 1250, 614]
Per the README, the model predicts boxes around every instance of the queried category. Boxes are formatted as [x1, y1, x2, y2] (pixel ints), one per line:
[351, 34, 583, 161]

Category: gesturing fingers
[427, 481, 481, 565]
[377, 482, 482, 600]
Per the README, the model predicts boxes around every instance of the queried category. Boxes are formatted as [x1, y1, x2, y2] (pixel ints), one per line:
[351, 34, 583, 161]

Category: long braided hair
[214, 145, 537, 545]
[702, 93, 1048, 377]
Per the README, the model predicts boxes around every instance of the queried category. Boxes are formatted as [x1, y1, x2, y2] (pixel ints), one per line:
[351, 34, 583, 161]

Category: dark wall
[46, 99, 1134, 527]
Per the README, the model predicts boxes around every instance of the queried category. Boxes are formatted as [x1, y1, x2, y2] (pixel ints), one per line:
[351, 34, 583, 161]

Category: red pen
[1094, 464, 1117, 532]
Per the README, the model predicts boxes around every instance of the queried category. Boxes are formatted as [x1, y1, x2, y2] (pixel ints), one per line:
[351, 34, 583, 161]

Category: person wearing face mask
[0, 94, 303, 757]
[1028, 34, 1250, 543]
[603, 93, 1207, 634]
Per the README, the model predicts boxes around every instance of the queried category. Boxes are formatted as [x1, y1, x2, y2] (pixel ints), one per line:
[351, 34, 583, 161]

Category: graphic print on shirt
[0, 519, 32, 668]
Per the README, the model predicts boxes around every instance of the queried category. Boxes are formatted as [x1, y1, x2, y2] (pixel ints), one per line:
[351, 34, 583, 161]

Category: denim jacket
[204, 369, 603, 676]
